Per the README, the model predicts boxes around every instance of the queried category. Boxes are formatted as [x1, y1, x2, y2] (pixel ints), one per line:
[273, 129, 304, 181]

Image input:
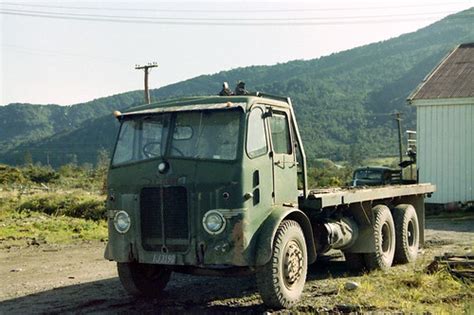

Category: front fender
[254, 206, 317, 266]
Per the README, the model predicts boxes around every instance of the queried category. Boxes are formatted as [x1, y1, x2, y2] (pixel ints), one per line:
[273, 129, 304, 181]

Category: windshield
[171, 110, 240, 160]
[112, 114, 170, 166]
[112, 110, 241, 166]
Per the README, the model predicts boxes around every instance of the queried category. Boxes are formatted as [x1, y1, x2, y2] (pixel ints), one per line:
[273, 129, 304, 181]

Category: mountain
[1, 8, 473, 167]
[0, 92, 144, 164]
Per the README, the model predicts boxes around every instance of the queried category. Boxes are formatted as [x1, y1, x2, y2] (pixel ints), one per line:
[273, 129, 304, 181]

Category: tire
[117, 262, 171, 297]
[393, 204, 419, 264]
[256, 220, 308, 309]
[364, 205, 395, 271]
[343, 252, 366, 272]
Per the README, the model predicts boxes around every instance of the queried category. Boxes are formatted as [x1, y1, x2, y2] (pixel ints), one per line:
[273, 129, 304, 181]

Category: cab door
[268, 109, 298, 205]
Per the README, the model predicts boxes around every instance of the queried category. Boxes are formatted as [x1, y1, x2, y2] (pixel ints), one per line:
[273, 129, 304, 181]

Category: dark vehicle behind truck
[351, 167, 402, 186]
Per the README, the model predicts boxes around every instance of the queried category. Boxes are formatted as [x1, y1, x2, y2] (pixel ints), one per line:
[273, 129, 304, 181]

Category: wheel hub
[284, 241, 303, 286]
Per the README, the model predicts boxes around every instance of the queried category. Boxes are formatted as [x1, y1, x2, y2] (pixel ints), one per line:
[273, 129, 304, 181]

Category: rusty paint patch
[231, 220, 246, 265]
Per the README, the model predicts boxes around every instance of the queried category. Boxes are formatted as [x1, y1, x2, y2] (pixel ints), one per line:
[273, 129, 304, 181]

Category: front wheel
[117, 262, 171, 297]
[256, 220, 308, 309]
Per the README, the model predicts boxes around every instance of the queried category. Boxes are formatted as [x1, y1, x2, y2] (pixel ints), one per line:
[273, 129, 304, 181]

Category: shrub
[0, 164, 27, 185]
[66, 197, 106, 221]
[24, 165, 60, 184]
[307, 159, 353, 188]
[17, 193, 106, 221]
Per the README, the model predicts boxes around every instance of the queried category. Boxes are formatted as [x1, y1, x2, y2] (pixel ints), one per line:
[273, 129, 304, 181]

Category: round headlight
[203, 210, 226, 235]
[114, 211, 131, 234]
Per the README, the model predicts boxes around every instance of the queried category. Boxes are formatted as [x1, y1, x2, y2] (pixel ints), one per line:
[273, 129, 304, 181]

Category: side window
[270, 113, 292, 154]
[112, 121, 136, 165]
[246, 108, 268, 158]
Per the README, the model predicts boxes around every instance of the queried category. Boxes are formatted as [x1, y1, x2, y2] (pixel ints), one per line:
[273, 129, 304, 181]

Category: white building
[408, 43, 474, 205]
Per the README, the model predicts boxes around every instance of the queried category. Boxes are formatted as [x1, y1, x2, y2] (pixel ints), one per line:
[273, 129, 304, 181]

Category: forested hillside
[0, 91, 142, 152]
[1, 8, 473, 167]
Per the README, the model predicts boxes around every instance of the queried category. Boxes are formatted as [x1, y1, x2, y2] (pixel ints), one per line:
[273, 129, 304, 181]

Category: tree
[23, 151, 33, 166]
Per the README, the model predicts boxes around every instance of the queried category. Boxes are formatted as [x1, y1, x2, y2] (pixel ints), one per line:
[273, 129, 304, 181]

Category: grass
[337, 267, 473, 313]
[16, 191, 106, 220]
[0, 190, 107, 248]
[294, 260, 474, 314]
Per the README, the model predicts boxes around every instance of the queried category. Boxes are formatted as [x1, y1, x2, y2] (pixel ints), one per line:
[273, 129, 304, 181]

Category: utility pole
[394, 112, 403, 165]
[135, 62, 158, 104]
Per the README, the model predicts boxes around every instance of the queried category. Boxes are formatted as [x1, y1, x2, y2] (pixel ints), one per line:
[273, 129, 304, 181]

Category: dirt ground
[0, 216, 473, 314]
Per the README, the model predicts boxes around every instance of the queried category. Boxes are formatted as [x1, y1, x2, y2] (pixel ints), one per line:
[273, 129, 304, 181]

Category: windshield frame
[110, 108, 244, 168]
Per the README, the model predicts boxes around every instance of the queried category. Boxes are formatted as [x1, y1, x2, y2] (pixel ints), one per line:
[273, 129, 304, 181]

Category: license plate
[152, 253, 176, 265]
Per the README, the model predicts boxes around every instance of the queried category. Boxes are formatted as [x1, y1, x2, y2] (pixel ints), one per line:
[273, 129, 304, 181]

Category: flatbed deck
[304, 183, 436, 209]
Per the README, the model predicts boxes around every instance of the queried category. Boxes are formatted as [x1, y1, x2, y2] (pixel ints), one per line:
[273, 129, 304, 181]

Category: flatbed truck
[105, 92, 435, 309]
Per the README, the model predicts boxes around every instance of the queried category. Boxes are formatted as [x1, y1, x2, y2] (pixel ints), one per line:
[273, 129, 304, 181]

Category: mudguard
[254, 206, 317, 266]
[104, 239, 135, 262]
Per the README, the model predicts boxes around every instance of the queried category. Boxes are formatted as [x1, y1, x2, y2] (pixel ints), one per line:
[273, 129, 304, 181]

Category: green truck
[104, 92, 435, 309]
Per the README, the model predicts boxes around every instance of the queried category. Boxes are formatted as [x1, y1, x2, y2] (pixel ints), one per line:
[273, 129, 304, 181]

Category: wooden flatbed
[306, 183, 436, 209]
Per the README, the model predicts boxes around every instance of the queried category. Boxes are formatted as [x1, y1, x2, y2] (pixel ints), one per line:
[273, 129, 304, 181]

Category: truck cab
[105, 93, 308, 261]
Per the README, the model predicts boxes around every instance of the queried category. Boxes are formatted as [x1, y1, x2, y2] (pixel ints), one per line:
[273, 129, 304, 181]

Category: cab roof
[121, 94, 291, 117]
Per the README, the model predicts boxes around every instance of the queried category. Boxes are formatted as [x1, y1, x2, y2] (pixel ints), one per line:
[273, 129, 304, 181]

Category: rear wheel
[393, 204, 419, 264]
[117, 262, 171, 297]
[256, 220, 308, 309]
[364, 205, 395, 270]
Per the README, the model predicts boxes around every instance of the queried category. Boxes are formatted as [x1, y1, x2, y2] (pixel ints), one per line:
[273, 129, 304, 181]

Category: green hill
[0, 92, 143, 152]
[1, 8, 473, 167]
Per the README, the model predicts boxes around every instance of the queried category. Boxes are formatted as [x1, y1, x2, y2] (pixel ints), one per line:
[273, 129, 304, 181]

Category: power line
[0, 8, 463, 22]
[1, 9, 470, 26]
[1, 1, 471, 13]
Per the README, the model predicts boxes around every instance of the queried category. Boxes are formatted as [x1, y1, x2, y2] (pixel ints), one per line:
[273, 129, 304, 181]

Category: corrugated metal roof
[408, 43, 474, 101]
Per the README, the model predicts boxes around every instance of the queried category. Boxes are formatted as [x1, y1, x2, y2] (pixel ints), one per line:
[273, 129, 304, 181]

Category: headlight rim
[113, 210, 131, 234]
[202, 210, 226, 235]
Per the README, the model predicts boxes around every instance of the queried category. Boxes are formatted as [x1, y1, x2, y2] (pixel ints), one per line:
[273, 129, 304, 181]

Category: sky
[1, 0, 473, 105]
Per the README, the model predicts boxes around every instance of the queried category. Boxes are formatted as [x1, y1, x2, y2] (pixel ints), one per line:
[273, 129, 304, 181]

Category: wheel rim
[381, 222, 391, 254]
[407, 220, 415, 247]
[283, 240, 304, 289]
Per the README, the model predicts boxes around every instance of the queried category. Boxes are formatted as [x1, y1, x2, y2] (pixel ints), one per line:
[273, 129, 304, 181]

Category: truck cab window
[269, 113, 292, 154]
[170, 110, 240, 160]
[246, 108, 267, 158]
[112, 115, 169, 166]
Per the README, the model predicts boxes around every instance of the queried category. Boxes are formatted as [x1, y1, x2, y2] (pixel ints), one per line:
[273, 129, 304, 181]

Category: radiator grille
[140, 187, 189, 251]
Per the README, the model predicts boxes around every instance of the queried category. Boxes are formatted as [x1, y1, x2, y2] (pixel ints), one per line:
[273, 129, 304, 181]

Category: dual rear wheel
[344, 204, 420, 271]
